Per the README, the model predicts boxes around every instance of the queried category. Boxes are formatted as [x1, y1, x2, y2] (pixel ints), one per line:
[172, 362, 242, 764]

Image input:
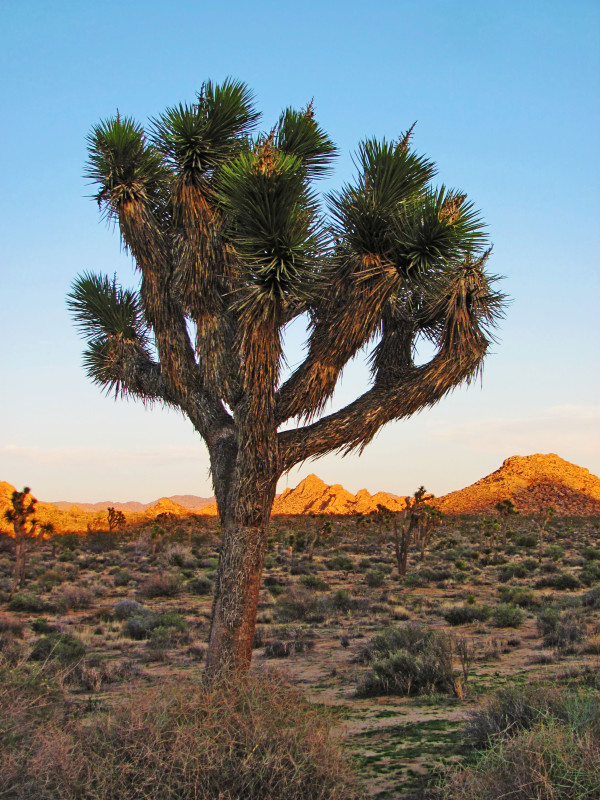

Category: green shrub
[464, 683, 600, 748]
[582, 546, 600, 561]
[440, 686, 600, 800]
[441, 723, 600, 800]
[299, 574, 329, 591]
[515, 534, 537, 549]
[497, 586, 538, 607]
[545, 544, 565, 561]
[356, 623, 457, 697]
[264, 627, 316, 658]
[29, 632, 86, 663]
[185, 575, 213, 595]
[579, 561, 600, 586]
[37, 569, 65, 590]
[113, 569, 133, 587]
[326, 554, 354, 571]
[122, 613, 159, 640]
[52, 585, 94, 611]
[535, 572, 580, 591]
[536, 607, 560, 637]
[364, 568, 385, 588]
[581, 586, 600, 608]
[443, 605, 491, 626]
[537, 609, 586, 650]
[327, 589, 357, 614]
[8, 593, 48, 613]
[139, 572, 182, 597]
[276, 586, 319, 622]
[401, 573, 429, 588]
[492, 604, 524, 628]
[113, 599, 146, 620]
[498, 562, 528, 581]
[149, 620, 190, 649]
[30, 618, 59, 634]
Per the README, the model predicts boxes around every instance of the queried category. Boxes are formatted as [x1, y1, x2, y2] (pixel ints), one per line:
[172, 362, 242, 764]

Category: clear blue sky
[1, 0, 598, 502]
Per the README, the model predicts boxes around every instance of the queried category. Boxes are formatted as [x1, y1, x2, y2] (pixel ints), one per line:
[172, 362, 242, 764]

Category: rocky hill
[271, 474, 406, 515]
[435, 453, 600, 516]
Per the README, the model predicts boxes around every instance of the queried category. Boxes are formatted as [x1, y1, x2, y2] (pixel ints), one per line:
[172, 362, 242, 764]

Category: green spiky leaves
[393, 187, 487, 276]
[67, 273, 153, 396]
[329, 139, 436, 258]
[86, 117, 166, 221]
[217, 142, 325, 306]
[423, 250, 507, 358]
[329, 139, 487, 284]
[276, 105, 337, 179]
[68, 272, 148, 342]
[151, 79, 260, 185]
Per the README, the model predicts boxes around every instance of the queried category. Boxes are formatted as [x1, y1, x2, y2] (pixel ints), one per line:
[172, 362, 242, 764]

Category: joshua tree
[4, 487, 37, 594]
[68, 80, 505, 674]
[107, 506, 126, 532]
[495, 498, 517, 544]
[533, 505, 555, 563]
[393, 486, 430, 577]
[308, 515, 333, 561]
[39, 521, 55, 540]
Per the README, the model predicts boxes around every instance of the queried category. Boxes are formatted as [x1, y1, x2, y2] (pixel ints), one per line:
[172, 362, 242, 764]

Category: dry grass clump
[1, 658, 361, 800]
[138, 571, 182, 597]
[436, 724, 600, 800]
[464, 684, 600, 748]
[436, 685, 600, 800]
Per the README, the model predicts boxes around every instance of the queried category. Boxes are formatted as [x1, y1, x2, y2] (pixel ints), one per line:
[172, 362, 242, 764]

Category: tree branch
[275, 257, 399, 424]
[117, 200, 231, 437]
[278, 341, 486, 472]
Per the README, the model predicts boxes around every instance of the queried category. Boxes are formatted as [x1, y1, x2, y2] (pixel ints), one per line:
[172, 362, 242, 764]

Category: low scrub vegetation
[437, 685, 600, 799]
[0, 508, 598, 798]
[0, 656, 360, 800]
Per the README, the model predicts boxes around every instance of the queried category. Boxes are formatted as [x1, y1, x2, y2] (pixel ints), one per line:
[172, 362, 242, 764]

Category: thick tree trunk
[393, 518, 411, 577]
[204, 425, 279, 675]
[205, 517, 269, 673]
[11, 540, 26, 596]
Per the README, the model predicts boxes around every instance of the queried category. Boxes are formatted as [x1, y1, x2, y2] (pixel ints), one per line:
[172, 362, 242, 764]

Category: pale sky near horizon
[1, 0, 599, 503]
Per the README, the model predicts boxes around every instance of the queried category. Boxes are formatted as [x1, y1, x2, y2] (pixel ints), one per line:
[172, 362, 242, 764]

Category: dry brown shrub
[436, 724, 600, 800]
[1, 667, 361, 800]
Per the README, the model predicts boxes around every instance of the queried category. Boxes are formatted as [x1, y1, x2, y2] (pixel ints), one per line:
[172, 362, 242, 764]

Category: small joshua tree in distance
[496, 498, 517, 545]
[4, 487, 38, 594]
[107, 506, 126, 532]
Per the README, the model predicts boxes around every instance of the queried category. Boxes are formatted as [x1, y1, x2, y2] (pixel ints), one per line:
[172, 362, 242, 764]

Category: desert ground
[1, 498, 599, 798]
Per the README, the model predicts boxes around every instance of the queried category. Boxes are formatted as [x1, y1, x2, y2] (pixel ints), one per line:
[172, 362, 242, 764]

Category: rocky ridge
[272, 474, 406, 515]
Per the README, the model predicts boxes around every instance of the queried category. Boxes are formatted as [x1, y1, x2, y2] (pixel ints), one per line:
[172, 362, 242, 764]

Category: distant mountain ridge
[52, 494, 215, 513]
[2, 454, 599, 534]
